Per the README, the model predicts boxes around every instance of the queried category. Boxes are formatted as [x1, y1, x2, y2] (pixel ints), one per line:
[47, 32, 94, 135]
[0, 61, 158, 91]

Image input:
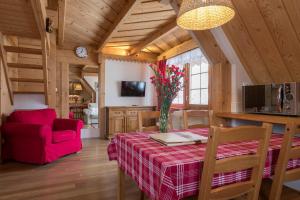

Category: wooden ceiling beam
[129, 20, 177, 55]
[30, 0, 50, 52]
[102, 47, 158, 63]
[158, 39, 198, 60]
[47, 0, 59, 10]
[31, 0, 50, 104]
[58, 0, 66, 47]
[190, 31, 227, 64]
[97, 0, 140, 52]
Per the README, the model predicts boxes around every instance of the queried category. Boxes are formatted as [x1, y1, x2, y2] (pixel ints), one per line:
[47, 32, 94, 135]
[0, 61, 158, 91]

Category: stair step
[4, 46, 42, 55]
[13, 91, 44, 94]
[10, 78, 44, 83]
[7, 63, 43, 70]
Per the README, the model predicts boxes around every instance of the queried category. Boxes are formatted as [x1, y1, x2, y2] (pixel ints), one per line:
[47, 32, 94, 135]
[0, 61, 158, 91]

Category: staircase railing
[0, 32, 14, 105]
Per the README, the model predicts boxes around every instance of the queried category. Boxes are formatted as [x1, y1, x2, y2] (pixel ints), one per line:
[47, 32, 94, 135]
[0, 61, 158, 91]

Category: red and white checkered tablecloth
[107, 128, 300, 200]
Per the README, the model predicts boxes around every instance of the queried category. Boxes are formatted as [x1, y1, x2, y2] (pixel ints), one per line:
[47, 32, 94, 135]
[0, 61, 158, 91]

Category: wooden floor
[0, 139, 299, 200]
[0, 139, 140, 200]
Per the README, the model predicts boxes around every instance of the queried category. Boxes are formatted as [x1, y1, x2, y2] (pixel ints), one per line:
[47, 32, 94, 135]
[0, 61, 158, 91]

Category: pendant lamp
[177, 0, 235, 30]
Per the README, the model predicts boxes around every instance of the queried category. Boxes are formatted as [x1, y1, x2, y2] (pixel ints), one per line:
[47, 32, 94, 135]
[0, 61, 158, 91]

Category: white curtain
[166, 48, 209, 105]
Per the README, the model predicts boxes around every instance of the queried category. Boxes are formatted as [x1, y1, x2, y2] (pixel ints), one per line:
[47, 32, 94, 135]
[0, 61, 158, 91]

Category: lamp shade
[177, 0, 235, 30]
[73, 83, 83, 91]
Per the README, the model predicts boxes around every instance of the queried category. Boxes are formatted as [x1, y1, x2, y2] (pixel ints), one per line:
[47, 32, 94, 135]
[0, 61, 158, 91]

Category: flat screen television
[121, 81, 146, 97]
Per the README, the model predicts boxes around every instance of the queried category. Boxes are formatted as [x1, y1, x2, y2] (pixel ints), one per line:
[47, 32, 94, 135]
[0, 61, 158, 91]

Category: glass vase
[159, 98, 172, 133]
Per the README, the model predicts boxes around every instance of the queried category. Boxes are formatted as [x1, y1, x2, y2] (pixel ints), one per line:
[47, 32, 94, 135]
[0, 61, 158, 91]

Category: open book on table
[150, 132, 208, 146]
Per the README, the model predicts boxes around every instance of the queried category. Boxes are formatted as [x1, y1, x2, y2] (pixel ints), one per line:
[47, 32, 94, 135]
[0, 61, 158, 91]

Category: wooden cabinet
[106, 106, 155, 138]
[126, 116, 138, 132]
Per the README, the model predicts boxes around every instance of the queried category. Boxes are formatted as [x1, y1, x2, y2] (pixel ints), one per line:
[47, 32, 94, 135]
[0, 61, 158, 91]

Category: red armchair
[2, 108, 83, 164]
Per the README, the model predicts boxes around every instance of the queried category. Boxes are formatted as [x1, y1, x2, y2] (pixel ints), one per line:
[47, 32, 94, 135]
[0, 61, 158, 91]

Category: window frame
[167, 48, 210, 110]
[189, 64, 209, 106]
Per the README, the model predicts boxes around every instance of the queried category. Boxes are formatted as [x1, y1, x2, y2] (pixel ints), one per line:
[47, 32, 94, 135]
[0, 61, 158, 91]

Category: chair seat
[52, 130, 76, 143]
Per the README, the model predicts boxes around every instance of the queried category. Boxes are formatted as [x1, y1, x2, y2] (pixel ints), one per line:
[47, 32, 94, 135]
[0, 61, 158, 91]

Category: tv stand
[106, 106, 156, 138]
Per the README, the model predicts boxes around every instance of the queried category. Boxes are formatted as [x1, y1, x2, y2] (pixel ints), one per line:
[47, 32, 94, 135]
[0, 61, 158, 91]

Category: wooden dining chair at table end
[138, 111, 160, 132]
[183, 110, 217, 129]
[138, 111, 173, 132]
[198, 123, 273, 200]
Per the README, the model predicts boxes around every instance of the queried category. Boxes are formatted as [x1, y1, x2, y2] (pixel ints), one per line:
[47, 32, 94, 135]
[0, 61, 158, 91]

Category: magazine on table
[150, 131, 208, 146]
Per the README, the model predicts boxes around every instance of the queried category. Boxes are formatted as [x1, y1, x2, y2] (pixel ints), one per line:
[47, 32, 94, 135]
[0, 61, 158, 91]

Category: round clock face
[75, 46, 88, 58]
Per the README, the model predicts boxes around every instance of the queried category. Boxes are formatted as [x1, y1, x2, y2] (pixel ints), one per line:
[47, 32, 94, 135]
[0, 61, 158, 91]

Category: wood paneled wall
[56, 62, 69, 118]
[98, 55, 105, 138]
[48, 33, 57, 108]
[209, 62, 231, 112]
[0, 55, 14, 162]
[223, 0, 300, 84]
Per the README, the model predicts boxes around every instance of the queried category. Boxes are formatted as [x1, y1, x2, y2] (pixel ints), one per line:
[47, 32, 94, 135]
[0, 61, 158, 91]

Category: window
[190, 53, 209, 105]
[166, 48, 209, 107]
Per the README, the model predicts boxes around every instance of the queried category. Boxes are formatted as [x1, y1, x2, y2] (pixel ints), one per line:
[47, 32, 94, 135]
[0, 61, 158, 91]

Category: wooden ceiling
[60, 0, 191, 54]
[0, 0, 191, 57]
[142, 27, 191, 54]
[63, 0, 128, 48]
[223, 0, 300, 83]
[0, 0, 40, 38]
[2, 0, 300, 85]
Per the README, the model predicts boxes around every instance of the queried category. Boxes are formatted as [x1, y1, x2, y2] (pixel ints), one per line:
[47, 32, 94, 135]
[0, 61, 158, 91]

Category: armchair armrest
[53, 119, 83, 133]
[2, 123, 52, 142]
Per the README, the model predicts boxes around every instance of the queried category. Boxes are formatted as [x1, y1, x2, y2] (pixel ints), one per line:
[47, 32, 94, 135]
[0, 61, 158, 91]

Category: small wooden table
[216, 112, 300, 200]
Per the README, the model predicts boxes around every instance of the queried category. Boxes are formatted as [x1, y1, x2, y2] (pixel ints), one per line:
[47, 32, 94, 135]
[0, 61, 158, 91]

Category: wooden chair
[268, 123, 300, 200]
[198, 123, 273, 200]
[183, 110, 211, 129]
[138, 111, 173, 132]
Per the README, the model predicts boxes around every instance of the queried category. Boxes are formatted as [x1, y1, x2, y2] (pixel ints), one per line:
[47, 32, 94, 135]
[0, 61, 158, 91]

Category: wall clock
[75, 46, 88, 58]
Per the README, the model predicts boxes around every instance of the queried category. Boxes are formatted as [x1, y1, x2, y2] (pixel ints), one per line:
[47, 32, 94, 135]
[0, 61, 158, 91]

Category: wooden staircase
[0, 0, 50, 105]
[5, 43, 47, 95]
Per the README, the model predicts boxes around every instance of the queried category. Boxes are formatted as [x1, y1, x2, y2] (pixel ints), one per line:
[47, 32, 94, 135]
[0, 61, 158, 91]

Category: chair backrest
[138, 111, 173, 132]
[269, 122, 300, 199]
[138, 111, 160, 132]
[198, 123, 272, 200]
[8, 108, 57, 127]
[183, 110, 211, 129]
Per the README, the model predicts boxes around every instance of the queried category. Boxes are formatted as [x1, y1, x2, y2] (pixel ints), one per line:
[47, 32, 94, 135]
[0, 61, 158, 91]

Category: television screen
[121, 81, 146, 97]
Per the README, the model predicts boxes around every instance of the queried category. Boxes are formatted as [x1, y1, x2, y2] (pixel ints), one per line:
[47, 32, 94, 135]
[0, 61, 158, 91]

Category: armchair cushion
[53, 119, 83, 134]
[52, 130, 76, 143]
[8, 109, 56, 126]
[2, 123, 52, 142]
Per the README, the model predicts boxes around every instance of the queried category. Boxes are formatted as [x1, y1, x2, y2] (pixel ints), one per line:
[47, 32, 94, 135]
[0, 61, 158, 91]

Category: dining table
[107, 128, 300, 200]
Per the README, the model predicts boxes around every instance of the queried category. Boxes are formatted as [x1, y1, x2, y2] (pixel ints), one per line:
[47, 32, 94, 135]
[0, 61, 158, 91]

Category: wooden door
[126, 116, 138, 132]
[109, 116, 125, 136]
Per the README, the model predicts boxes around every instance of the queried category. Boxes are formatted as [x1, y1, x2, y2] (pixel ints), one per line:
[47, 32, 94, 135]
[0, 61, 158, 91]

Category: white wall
[211, 28, 253, 112]
[105, 59, 156, 107]
[14, 94, 47, 110]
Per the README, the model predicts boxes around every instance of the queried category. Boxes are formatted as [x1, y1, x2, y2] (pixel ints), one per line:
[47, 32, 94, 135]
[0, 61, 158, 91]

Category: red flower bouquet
[149, 63, 185, 132]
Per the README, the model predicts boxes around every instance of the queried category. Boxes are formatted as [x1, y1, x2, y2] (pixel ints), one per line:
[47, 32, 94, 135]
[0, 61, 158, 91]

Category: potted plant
[149, 63, 185, 133]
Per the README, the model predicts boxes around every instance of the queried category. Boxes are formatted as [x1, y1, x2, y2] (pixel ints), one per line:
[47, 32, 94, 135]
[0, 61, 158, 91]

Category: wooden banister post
[0, 32, 14, 105]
